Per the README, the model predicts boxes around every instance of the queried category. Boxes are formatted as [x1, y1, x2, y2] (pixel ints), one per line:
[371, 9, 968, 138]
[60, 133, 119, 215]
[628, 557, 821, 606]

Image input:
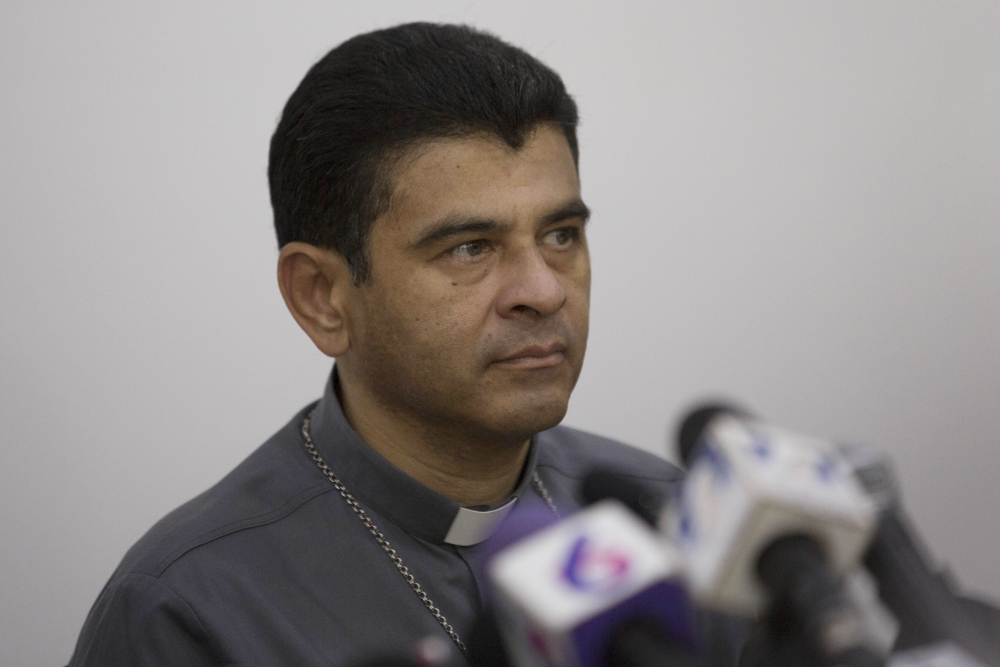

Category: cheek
[379, 278, 495, 359]
[563, 264, 591, 357]
[576, 248, 592, 294]
[565, 259, 591, 310]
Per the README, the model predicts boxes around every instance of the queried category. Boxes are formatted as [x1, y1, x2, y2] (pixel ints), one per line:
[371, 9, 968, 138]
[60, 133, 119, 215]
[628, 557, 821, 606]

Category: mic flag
[665, 410, 877, 616]
[487, 500, 694, 667]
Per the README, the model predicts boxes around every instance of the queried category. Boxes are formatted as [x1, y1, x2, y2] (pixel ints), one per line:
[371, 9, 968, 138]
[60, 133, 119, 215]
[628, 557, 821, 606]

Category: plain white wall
[1, 2, 998, 664]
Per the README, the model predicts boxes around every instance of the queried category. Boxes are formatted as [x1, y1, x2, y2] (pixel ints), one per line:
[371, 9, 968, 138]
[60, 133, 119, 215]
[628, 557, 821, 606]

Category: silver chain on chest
[299, 409, 559, 656]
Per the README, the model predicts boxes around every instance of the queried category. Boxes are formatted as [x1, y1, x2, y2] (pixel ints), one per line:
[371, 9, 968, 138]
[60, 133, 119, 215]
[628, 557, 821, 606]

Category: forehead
[380, 125, 580, 239]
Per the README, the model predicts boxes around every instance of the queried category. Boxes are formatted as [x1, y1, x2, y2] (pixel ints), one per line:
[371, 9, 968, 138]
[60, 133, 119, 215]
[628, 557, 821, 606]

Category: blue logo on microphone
[562, 536, 631, 593]
[815, 453, 838, 482]
[696, 440, 731, 482]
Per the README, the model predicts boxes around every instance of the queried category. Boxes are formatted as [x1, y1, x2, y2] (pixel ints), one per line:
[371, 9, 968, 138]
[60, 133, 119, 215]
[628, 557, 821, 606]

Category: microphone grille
[676, 402, 748, 466]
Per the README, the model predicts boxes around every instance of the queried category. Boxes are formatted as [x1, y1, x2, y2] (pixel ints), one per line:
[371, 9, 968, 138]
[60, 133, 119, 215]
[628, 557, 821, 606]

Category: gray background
[1, 2, 998, 664]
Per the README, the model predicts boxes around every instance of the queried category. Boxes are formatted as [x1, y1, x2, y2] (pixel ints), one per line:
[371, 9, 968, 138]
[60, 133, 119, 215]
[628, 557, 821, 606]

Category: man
[69, 23, 716, 666]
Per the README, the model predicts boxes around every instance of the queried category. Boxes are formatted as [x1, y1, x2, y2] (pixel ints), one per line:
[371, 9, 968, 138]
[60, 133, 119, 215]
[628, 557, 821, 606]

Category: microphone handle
[757, 535, 883, 667]
[864, 512, 1000, 664]
[608, 622, 705, 667]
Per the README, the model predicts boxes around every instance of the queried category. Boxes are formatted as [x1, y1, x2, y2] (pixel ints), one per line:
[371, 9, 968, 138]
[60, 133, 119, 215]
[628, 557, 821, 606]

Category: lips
[494, 342, 567, 369]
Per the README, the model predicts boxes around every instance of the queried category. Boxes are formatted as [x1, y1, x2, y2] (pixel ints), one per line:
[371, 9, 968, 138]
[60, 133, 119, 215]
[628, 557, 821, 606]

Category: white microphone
[888, 642, 989, 667]
[666, 405, 880, 667]
[486, 499, 699, 667]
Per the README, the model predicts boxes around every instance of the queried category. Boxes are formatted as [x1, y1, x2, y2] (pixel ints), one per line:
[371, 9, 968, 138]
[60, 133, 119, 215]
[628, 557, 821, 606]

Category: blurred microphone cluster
[361, 405, 1000, 667]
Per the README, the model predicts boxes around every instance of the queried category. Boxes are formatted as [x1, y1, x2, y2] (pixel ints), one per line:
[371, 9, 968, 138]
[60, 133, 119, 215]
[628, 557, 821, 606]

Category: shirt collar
[307, 368, 540, 546]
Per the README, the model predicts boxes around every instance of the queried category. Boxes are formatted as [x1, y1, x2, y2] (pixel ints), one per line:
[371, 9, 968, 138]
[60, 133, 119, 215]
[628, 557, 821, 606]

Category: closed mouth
[494, 342, 567, 368]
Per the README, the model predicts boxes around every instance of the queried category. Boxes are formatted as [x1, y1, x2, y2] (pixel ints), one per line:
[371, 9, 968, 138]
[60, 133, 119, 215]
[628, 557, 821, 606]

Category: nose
[495, 247, 566, 319]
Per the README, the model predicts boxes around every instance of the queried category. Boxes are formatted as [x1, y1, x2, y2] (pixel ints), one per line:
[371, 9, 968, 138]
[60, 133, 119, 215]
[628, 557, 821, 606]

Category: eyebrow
[408, 200, 591, 251]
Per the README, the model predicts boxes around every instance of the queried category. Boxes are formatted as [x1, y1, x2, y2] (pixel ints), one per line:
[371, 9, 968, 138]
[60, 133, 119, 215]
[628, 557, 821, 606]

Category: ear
[277, 242, 354, 358]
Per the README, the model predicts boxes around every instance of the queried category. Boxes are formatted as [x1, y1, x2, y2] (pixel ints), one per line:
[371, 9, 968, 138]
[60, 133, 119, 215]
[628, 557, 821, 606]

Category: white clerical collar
[443, 497, 518, 546]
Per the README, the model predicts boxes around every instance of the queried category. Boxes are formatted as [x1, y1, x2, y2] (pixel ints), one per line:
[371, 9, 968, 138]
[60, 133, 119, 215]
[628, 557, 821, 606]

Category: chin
[485, 389, 570, 441]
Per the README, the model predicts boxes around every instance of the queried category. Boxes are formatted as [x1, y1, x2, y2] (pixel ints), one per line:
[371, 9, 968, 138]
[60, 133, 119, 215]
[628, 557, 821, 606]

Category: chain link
[300, 409, 560, 657]
[300, 411, 468, 654]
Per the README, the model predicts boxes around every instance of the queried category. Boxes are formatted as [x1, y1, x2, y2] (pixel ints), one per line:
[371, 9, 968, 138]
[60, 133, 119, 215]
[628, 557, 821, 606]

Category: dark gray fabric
[68, 371, 697, 667]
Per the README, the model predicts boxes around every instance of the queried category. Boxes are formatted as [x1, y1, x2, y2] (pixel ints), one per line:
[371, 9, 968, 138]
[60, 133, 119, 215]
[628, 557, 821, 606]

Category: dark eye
[543, 227, 578, 247]
[451, 240, 487, 259]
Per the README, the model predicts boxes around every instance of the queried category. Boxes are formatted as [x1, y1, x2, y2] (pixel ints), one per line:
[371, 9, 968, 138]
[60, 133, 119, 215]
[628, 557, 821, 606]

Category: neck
[335, 368, 531, 507]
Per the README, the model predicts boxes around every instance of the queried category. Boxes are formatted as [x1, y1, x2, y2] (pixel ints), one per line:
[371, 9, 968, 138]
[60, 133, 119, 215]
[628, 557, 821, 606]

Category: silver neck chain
[299, 409, 559, 656]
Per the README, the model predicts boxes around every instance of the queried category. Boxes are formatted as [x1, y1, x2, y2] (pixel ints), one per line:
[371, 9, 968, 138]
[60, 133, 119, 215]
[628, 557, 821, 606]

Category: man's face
[341, 124, 590, 443]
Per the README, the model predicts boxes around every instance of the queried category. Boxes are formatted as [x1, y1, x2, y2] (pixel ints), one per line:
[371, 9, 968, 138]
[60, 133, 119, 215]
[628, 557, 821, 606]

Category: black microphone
[352, 658, 424, 667]
[607, 620, 707, 667]
[672, 405, 883, 667]
[580, 469, 671, 527]
[677, 403, 751, 468]
[466, 610, 510, 667]
[352, 635, 457, 667]
[840, 444, 1000, 665]
[580, 469, 748, 667]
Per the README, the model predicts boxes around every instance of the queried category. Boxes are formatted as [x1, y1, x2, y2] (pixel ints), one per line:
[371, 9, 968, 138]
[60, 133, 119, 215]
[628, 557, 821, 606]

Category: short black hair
[268, 22, 579, 283]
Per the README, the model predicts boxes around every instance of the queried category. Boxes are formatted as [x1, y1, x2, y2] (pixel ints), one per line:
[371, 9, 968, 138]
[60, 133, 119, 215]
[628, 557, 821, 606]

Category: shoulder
[115, 403, 331, 579]
[535, 423, 684, 484]
[69, 573, 224, 666]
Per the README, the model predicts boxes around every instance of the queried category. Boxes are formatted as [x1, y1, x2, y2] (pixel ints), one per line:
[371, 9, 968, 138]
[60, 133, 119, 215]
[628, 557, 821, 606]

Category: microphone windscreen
[676, 403, 747, 466]
[581, 470, 667, 527]
[466, 611, 509, 667]
[352, 657, 424, 667]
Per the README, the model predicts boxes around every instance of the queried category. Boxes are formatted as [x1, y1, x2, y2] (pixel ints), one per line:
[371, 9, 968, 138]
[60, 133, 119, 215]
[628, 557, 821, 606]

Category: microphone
[667, 405, 881, 667]
[349, 635, 457, 667]
[839, 444, 1000, 665]
[466, 609, 512, 667]
[484, 499, 702, 667]
[607, 620, 706, 667]
[580, 470, 750, 667]
[580, 469, 672, 527]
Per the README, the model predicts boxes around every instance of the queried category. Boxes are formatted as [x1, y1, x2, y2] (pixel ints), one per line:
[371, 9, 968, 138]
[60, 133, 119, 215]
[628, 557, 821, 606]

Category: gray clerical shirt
[69, 371, 741, 667]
